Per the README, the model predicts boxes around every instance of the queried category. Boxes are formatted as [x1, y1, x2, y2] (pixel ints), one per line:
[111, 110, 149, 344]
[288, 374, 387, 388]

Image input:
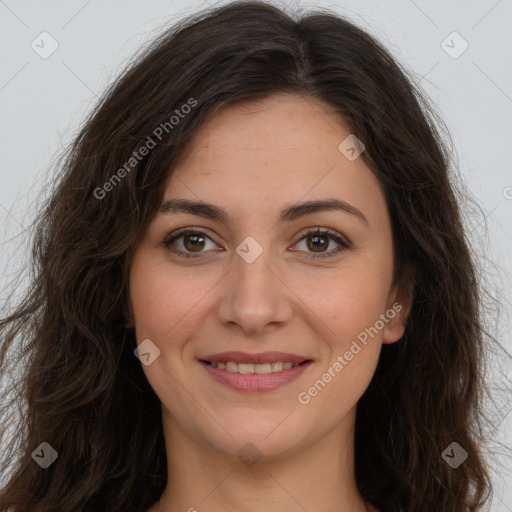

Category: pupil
[185, 234, 204, 251]
[308, 235, 327, 252]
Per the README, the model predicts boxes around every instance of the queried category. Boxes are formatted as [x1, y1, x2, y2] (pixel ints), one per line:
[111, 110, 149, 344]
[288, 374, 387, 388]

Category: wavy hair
[0, 1, 493, 510]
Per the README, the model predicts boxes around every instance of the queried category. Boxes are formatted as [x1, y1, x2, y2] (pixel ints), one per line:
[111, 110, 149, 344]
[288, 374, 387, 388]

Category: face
[128, 93, 409, 461]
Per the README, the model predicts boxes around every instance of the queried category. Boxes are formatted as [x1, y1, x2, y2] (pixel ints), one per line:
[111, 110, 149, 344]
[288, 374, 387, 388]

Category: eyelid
[162, 227, 220, 258]
[162, 226, 351, 259]
[291, 227, 351, 259]
[295, 226, 350, 246]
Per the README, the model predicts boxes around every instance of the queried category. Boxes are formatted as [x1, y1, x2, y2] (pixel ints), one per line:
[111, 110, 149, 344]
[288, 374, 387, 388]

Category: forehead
[163, 93, 386, 225]
[172, 93, 350, 172]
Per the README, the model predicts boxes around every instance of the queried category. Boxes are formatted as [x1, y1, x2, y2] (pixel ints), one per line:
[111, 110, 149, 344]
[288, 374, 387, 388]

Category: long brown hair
[0, 2, 495, 510]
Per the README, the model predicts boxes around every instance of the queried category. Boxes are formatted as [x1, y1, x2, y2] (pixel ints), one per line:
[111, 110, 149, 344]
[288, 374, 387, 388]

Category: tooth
[270, 361, 284, 372]
[213, 361, 301, 372]
[238, 363, 255, 374]
[226, 361, 238, 372]
[255, 363, 272, 374]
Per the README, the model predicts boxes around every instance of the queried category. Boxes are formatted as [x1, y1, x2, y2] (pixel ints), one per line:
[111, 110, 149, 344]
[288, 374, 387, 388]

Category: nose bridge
[235, 236, 273, 294]
[215, 234, 293, 333]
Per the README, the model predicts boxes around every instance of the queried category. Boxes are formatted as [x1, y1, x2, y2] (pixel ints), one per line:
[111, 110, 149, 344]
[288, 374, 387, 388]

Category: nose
[215, 242, 294, 336]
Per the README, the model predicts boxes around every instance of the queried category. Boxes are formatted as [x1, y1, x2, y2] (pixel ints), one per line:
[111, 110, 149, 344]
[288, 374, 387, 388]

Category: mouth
[198, 354, 313, 392]
[199, 359, 311, 374]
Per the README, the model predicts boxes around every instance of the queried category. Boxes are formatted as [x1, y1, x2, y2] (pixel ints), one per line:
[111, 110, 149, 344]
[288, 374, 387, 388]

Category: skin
[129, 93, 411, 512]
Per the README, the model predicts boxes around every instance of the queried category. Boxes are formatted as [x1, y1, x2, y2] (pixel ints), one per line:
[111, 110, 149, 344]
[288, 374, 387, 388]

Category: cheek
[298, 263, 391, 344]
[129, 259, 221, 351]
[129, 259, 186, 342]
[293, 261, 390, 404]
[301, 277, 385, 405]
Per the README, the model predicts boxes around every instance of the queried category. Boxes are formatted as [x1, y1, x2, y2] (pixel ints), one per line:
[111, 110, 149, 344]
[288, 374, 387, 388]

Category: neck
[155, 406, 373, 512]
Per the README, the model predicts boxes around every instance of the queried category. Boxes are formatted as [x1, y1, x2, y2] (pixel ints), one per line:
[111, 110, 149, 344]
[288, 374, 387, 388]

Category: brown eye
[163, 227, 350, 260]
[293, 228, 351, 259]
[163, 230, 219, 258]
[182, 233, 206, 252]
[306, 234, 329, 252]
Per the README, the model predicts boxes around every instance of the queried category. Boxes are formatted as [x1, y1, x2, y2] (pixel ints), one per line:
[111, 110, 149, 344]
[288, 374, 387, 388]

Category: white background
[0, 0, 511, 510]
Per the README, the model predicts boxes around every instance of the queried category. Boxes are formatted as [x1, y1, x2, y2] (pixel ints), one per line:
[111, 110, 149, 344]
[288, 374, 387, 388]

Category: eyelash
[162, 227, 351, 260]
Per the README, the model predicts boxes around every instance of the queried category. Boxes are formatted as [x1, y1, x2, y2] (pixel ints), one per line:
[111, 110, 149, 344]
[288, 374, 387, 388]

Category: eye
[162, 227, 351, 259]
[292, 228, 351, 259]
[162, 229, 220, 259]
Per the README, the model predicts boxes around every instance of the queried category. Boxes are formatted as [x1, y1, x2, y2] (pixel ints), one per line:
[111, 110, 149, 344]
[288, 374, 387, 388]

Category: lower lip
[200, 361, 313, 392]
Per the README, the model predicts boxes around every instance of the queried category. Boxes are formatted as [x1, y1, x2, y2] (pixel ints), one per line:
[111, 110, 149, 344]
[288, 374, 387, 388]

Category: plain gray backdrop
[0, 0, 511, 510]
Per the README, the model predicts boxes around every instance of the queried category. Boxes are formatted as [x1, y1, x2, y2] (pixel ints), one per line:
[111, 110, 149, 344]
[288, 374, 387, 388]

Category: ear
[382, 265, 414, 344]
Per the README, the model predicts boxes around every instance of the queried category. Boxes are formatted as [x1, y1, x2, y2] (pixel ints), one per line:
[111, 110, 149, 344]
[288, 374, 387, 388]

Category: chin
[195, 411, 317, 463]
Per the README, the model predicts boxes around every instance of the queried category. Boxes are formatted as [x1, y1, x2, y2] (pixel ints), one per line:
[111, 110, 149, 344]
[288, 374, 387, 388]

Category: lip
[199, 351, 310, 365]
[199, 359, 313, 392]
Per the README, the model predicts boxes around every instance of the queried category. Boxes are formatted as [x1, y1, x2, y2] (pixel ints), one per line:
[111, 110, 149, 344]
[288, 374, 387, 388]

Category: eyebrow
[157, 197, 369, 226]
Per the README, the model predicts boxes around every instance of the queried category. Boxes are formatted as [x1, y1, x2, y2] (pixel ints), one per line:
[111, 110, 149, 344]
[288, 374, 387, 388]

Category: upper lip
[199, 351, 311, 365]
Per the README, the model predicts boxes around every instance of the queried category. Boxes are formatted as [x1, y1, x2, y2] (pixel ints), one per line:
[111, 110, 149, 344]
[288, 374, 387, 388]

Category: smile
[205, 360, 303, 373]
[199, 359, 313, 392]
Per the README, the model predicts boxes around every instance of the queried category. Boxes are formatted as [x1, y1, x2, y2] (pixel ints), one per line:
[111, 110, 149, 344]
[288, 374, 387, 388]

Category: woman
[0, 1, 493, 511]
